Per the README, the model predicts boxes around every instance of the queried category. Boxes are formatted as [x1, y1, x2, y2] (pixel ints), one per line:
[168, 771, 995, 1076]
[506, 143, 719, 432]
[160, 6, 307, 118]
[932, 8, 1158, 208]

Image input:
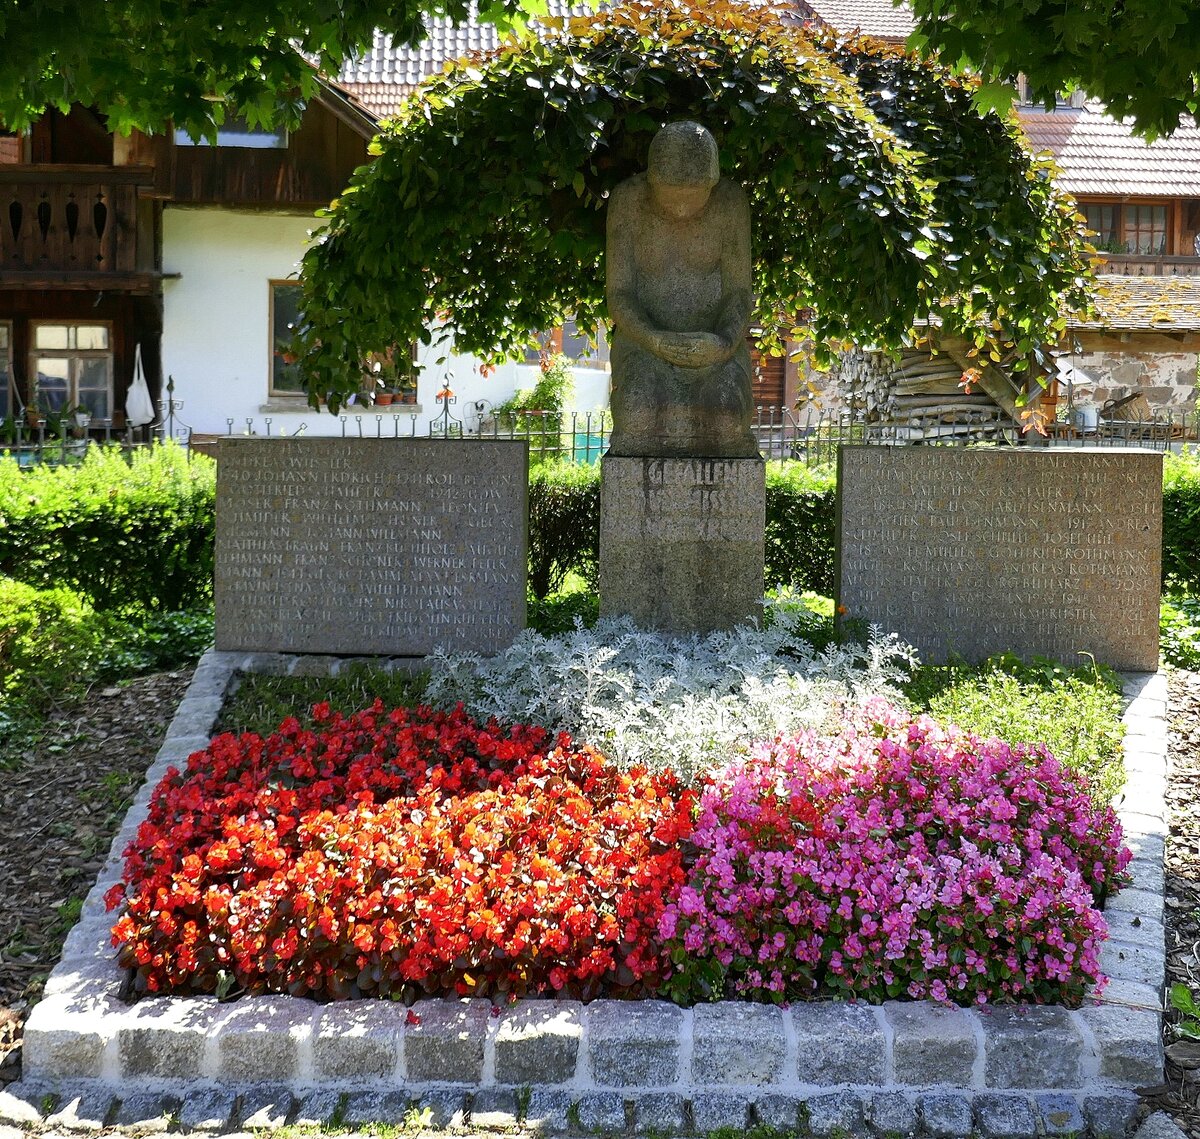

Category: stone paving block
[414, 1089, 467, 1130]
[118, 995, 218, 1078]
[1107, 887, 1166, 922]
[290, 1091, 344, 1129]
[0, 1127, 28, 1139]
[1128, 854, 1166, 896]
[216, 997, 315, 1083]
[341, 1089, 413, 1127]
[22, 993, 123, 1080]
[918, 1091, 974, 1139]
[1125, 832, 1166, 868]
[288, 654, 342, 677]
[313, 1000, 403, 1081]
[403, 999, 489, 1083]
[237, 1087, 294, 1129]
[868, 1091, 917, 1136]
[1123, 811, 1168, 840]
[792, 1002, 886, 1085]
[1135, 1111, 1191, 1139]
[113, 1092, 177, 1131]
[1105, 911, 1166, 950]
[754, 1094, 803, 1131]
[885, 1001, 977, 1087]
[974, 1092, 1037, 1139]
[240, 653, 293, 675]
[494, 1000, 582, 1085]
[1035, 1093, 1086, 1137]
[470, 1089, 521, 1130]
[981, 1006, 1084, 1088]
[45, 1088, 113, 1132]
[1078, 1005, 1164, 1085]
[806, 1091, 865, 1136]
[575, 1092, 627, 1133]
[586, 1000, 683, 1087]
[690, 1092, 748, 1132]
[1100, 939, 1167, 989]
[1085, 1093, 1142, 1139]
[1121, 672, 1166, 702]
[692, 1002, 786, 1085]
[633, 1092, 688, 1134]
[525, 1090, 573, 1134]
[0, 1088, 48, 1127]
[41, 956, 122, 1001]
[177, 1089, 237, 1133]
[1098, 978, 1165, 1012]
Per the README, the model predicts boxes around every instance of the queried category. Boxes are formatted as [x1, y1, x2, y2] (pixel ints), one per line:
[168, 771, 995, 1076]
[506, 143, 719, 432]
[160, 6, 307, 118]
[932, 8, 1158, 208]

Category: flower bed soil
[0, 651, 1174, 1138]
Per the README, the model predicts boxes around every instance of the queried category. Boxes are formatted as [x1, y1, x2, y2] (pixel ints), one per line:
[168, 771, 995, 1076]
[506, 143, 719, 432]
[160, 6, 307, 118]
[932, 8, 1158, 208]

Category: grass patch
[217, 664, 428, 738]
[904, 653, 1126, 806]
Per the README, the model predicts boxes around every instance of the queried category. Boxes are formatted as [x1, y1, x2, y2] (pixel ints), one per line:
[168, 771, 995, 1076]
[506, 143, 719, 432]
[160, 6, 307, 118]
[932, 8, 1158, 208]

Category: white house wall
[161, 207, 609, 439]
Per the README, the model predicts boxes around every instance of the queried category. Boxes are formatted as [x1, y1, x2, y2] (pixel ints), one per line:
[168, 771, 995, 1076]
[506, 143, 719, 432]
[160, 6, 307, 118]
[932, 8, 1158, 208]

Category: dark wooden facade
[0, 88, 373, 423]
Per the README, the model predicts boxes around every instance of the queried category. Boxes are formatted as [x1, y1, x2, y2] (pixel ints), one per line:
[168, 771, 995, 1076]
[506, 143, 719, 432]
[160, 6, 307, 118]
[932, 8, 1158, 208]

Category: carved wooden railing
[1098, 253, 1200, 277]
[0, 166, 150, 278]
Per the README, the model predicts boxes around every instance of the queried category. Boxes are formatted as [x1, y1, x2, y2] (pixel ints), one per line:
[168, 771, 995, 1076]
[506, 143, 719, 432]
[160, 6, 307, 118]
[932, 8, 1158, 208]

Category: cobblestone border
[1, 653, 1169, 1137]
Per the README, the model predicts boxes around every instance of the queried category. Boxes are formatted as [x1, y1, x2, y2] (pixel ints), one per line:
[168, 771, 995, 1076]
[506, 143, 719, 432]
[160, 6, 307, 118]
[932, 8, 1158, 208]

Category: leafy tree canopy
[907, 0, 1200, 139]
[0, 0, 535, 138]
[296, 0, 1093, 410]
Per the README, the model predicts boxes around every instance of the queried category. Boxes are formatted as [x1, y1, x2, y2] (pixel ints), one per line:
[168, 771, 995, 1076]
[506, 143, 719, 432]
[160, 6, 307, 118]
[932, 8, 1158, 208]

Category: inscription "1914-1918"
[215, 438, 528, 656]
[836, 447, 1163, 672]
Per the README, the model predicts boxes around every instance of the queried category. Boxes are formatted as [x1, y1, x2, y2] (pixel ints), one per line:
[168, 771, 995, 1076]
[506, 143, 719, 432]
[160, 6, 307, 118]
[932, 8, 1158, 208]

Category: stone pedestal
[599, 456, 765, 635]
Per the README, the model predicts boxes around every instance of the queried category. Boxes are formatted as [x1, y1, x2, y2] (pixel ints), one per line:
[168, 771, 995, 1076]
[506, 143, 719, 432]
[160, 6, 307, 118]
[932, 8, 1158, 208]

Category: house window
[0, 323, 12, 419]
[1083, 202, 1168, 254]
[175, 113, 286, 149]
[365, 344, 419, 404]
[523, 319, 609, 366]
[270, 281, 305, 395]
[30, 322, 112, 418]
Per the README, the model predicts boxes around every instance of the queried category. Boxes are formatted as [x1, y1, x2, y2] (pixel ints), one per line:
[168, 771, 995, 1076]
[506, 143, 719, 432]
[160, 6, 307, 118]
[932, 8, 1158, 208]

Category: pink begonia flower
[660, 700, 1130, 1007]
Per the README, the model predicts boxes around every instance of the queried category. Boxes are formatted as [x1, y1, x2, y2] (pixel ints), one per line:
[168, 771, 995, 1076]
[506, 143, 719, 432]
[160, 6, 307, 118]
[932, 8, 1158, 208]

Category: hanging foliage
[295, 0, 1093, 410]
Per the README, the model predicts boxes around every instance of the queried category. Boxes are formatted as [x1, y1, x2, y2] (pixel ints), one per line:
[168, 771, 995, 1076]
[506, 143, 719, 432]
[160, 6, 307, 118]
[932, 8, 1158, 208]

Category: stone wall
[1070, 331, 1200, 412]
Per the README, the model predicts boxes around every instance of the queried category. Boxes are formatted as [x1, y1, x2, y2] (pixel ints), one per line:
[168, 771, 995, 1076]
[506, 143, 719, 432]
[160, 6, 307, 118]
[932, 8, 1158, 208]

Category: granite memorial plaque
[836, 447, 1163, 671]
[600, 456, 765, 634]
[215, 438, 527, 655]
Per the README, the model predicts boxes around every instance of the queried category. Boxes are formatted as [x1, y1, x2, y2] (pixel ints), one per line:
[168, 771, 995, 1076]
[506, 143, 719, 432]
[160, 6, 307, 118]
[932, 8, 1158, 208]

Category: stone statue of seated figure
[605, 121, 758, 459]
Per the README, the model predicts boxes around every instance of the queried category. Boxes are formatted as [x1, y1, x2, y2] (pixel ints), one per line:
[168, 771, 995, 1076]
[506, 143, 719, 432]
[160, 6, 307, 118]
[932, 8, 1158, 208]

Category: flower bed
[107, 696, 1130, 1008]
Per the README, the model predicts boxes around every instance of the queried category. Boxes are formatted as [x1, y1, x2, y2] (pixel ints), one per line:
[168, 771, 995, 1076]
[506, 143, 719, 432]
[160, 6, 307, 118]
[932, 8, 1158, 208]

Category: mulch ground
[0, 669, 192, 1087]
[1, 665, 1199, 1139]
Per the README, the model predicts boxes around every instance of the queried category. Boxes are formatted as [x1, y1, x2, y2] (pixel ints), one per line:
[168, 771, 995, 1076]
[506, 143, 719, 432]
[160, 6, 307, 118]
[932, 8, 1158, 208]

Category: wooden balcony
[0, 166, 158, 292]
[1098, 253, 1200, 277]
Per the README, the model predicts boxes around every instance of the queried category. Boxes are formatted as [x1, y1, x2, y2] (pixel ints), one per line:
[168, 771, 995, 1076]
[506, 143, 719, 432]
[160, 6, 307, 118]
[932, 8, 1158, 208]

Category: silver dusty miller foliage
[425, 595, 918, 782]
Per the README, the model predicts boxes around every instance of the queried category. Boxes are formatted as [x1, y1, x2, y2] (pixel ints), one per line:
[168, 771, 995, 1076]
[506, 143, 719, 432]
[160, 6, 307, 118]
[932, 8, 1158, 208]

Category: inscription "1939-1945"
[215, 438, 528, 656]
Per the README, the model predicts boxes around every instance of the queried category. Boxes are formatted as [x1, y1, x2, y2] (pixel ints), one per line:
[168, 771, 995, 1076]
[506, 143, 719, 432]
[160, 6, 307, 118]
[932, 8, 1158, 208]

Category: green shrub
[0, 442, 215, 614]
[1164, 448, 1200, 593]
[93, 609, 215, 678]
[906, 655, 1125, 806]
[528, 460, 600, 598]
[1162, 592, 1200, 670]
[0, 576, 99, 724]
[764, 463, 836, 594]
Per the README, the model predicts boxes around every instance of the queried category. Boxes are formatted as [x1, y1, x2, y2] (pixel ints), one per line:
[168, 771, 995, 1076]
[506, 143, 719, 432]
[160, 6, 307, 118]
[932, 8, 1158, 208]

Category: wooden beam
[0, 271, 165, 294]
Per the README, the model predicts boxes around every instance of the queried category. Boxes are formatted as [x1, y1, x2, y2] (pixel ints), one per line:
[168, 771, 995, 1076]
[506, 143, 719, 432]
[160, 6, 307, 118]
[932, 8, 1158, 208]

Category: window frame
[27, 320, 114, 419]
[269, 280, 306, 397]
[1083, 199, 1171, 255]
[0, 321, 12, 419]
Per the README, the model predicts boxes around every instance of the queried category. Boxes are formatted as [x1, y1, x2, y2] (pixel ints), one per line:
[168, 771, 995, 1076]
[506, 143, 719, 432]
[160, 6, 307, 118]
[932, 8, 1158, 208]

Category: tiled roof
[1019, 102, 1200, 196]
[337, 1, 592, 118]
[1071, 275, 1200, 332]
[795, 0, 914, 41]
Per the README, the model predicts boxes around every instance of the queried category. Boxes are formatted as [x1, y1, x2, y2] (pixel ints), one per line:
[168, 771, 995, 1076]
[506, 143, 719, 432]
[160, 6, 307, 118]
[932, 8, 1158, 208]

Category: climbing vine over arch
[295, 0, 1093, 410]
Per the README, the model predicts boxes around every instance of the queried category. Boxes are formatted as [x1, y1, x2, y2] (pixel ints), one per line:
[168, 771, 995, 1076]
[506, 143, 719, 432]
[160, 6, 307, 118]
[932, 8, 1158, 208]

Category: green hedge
[0, 443, 216, 614]
[764, 463, 836, 595]
[0, 576, 99, 710]
[1164, 448, 1200, 593]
